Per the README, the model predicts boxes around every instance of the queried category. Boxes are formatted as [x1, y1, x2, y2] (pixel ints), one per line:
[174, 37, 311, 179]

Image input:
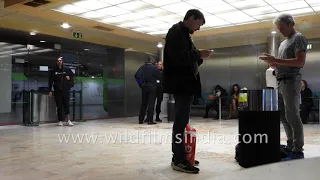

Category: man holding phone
[48, 57, 75, 126]
[259, 13, 307, 160]
[162, 9, 212, 173]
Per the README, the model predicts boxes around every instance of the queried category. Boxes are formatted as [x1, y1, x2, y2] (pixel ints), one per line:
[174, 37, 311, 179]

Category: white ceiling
[52, 0, 320, 36]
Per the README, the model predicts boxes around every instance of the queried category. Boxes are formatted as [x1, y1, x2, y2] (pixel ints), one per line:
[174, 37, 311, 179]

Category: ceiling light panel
[273, 1, 309, 11]
[232, 0, 268, 10]
[283, 7, 315, 15]
[115, 13, 146, 21]
[99, 0, 131, 5]
[79, 11, 107, 19]
[96, 6, 131, 16]
[216, 11, 255, 23]
[313, 6, 320, 11]
[152, 23, 172, 30]
[148, 30, 168, 35]
[202, 4, 237, 14]
[185, 0, 227, 8]
[136, 18, 165, 26]
[205, 15, 231, 27]
[306, 0, 320, 7]
[161, 2, 195, 13]
[142, 0, 181, 6]
[242, 6, 277, 15]
[263, 0, 300, 5]
[120, 22, 142, 28]
[72, 0, 111, 10]
[100, 16, 128, 24]
[117, 1, 154, 11]
[155, 14, 182, 23]
[137, 8, 171, 17]
[53, 4, 89, 15]
[254, 12, 280, 20]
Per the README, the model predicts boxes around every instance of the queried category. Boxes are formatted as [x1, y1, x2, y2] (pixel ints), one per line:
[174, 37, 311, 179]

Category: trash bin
[167, 94, 175, 123]
[23, 90, 57, 126]
[237, 89, 280, 168]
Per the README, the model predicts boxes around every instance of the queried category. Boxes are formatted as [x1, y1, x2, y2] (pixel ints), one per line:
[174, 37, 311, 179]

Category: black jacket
[134, 62, 162, 88]
[48, 65, 74, 92]
[163, 22, 203, 95]
[301, 87, 313, 107]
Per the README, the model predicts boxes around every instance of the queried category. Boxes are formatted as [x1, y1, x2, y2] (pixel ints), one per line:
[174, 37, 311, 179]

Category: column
[267, 35, 280, 57]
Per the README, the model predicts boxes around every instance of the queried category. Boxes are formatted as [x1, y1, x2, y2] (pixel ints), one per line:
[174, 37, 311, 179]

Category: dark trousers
[139, 86, 157, 123]
[300, 103, 312, 124]
[204, 100, 219, 118]
[54, 90, 70, 122]
[156, 87, 163, 116]
[172, 94, 193, 163]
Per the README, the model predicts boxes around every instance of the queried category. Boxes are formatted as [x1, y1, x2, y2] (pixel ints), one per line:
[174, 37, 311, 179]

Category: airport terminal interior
[1, 0, 320, 179]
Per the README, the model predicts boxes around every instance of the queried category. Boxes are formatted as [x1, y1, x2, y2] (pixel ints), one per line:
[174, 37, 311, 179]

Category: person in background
[203, 85, 228, 119]
[259, 13, 307, 160]
[48, 57, 74, 126]
[163, 9, 212, 173]
[135, 57, 161, 125]
[300, 80, 313, 124]
[226, 84, 240, 119]
[154, 61, 163, 122]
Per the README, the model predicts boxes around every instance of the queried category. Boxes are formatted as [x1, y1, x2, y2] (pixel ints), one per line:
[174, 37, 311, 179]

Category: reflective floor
[1, 116, 320, 180]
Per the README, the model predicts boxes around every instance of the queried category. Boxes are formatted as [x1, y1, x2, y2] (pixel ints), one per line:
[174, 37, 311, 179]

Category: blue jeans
[278, 74, 304, 152]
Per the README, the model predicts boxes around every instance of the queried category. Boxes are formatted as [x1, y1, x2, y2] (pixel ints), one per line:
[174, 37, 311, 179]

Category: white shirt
[266, 67, 277, 88]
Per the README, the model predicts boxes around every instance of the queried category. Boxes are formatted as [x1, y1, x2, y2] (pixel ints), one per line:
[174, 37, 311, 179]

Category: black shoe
[139, 121, 143, 124]
[203, 115, 208, 118]
[171, 157, 199, 166]
[148, 122, 157, 125]
[172, 161, 199, 173]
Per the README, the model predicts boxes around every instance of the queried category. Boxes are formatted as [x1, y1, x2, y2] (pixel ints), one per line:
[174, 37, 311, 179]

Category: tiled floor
[1, 116, 320, 180]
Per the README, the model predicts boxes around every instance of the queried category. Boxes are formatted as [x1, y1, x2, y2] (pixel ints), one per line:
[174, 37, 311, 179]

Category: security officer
[135, 57, 161, 124]
[155, 61, 163, 122]
[48, 57, 75, 126]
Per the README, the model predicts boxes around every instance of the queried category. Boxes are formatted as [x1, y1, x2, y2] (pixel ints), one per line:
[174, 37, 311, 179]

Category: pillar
[158, 46, 164, 62]
[267, 35, 280, 57]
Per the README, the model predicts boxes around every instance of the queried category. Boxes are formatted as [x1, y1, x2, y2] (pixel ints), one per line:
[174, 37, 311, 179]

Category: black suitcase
[237, 111, 280, 168]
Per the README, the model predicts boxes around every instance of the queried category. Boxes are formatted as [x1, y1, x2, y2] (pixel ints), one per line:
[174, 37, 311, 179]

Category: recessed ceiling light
[61, 22, 71, 29]
[40, 40, 46, 43]
[84, 48, 89, 51]
[157, 42, 163, 48]
[271, 31, 276, 34]
[30, 31, 37, 35]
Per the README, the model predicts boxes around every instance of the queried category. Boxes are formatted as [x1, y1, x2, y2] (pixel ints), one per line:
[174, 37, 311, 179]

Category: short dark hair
[184, 9, 205, 25]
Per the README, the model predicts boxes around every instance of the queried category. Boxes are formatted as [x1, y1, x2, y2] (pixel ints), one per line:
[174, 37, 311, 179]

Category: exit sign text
[73, 32, 83, 39]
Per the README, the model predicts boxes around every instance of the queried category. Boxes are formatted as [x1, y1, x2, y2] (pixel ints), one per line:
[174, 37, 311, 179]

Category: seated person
[203, 85, 228, 119]
[227, 84, 240, 119]
[300, 80, 313, 124]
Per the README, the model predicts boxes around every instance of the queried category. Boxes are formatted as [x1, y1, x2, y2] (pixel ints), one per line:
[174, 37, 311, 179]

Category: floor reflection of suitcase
[237, 111, 280, 168]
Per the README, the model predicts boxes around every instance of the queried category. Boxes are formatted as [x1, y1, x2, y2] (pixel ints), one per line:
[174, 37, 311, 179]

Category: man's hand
[66, 76, 70, 80]
[48, 92, 52, 97]
[200, 50, 212, 59]
[259, 53, 277, 64]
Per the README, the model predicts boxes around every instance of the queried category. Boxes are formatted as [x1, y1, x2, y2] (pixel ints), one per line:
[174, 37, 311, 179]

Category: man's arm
[166, 28, 201, 66]
[274, 35, 307, 67]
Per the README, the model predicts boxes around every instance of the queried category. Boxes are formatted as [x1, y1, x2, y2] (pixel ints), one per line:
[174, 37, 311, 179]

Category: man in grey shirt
[259, 13, 307, 160]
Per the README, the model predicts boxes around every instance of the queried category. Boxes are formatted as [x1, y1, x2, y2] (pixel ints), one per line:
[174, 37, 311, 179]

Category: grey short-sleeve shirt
[275, 32, 308, 78]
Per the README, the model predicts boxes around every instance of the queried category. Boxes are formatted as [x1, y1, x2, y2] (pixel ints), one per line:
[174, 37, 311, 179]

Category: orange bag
[185, 124, 196, 166]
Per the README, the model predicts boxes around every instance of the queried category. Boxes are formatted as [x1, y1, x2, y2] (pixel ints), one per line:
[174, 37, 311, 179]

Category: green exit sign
[73, 32, 82, 39]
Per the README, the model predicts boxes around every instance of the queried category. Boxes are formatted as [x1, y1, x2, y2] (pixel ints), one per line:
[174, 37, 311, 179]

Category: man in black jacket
[48, 57, 75, 126]
[162, 9, 212, 173]
[135, 57, 162, 125]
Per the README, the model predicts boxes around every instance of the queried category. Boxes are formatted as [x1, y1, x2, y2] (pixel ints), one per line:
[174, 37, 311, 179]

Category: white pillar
[267, 35, 280, 57]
